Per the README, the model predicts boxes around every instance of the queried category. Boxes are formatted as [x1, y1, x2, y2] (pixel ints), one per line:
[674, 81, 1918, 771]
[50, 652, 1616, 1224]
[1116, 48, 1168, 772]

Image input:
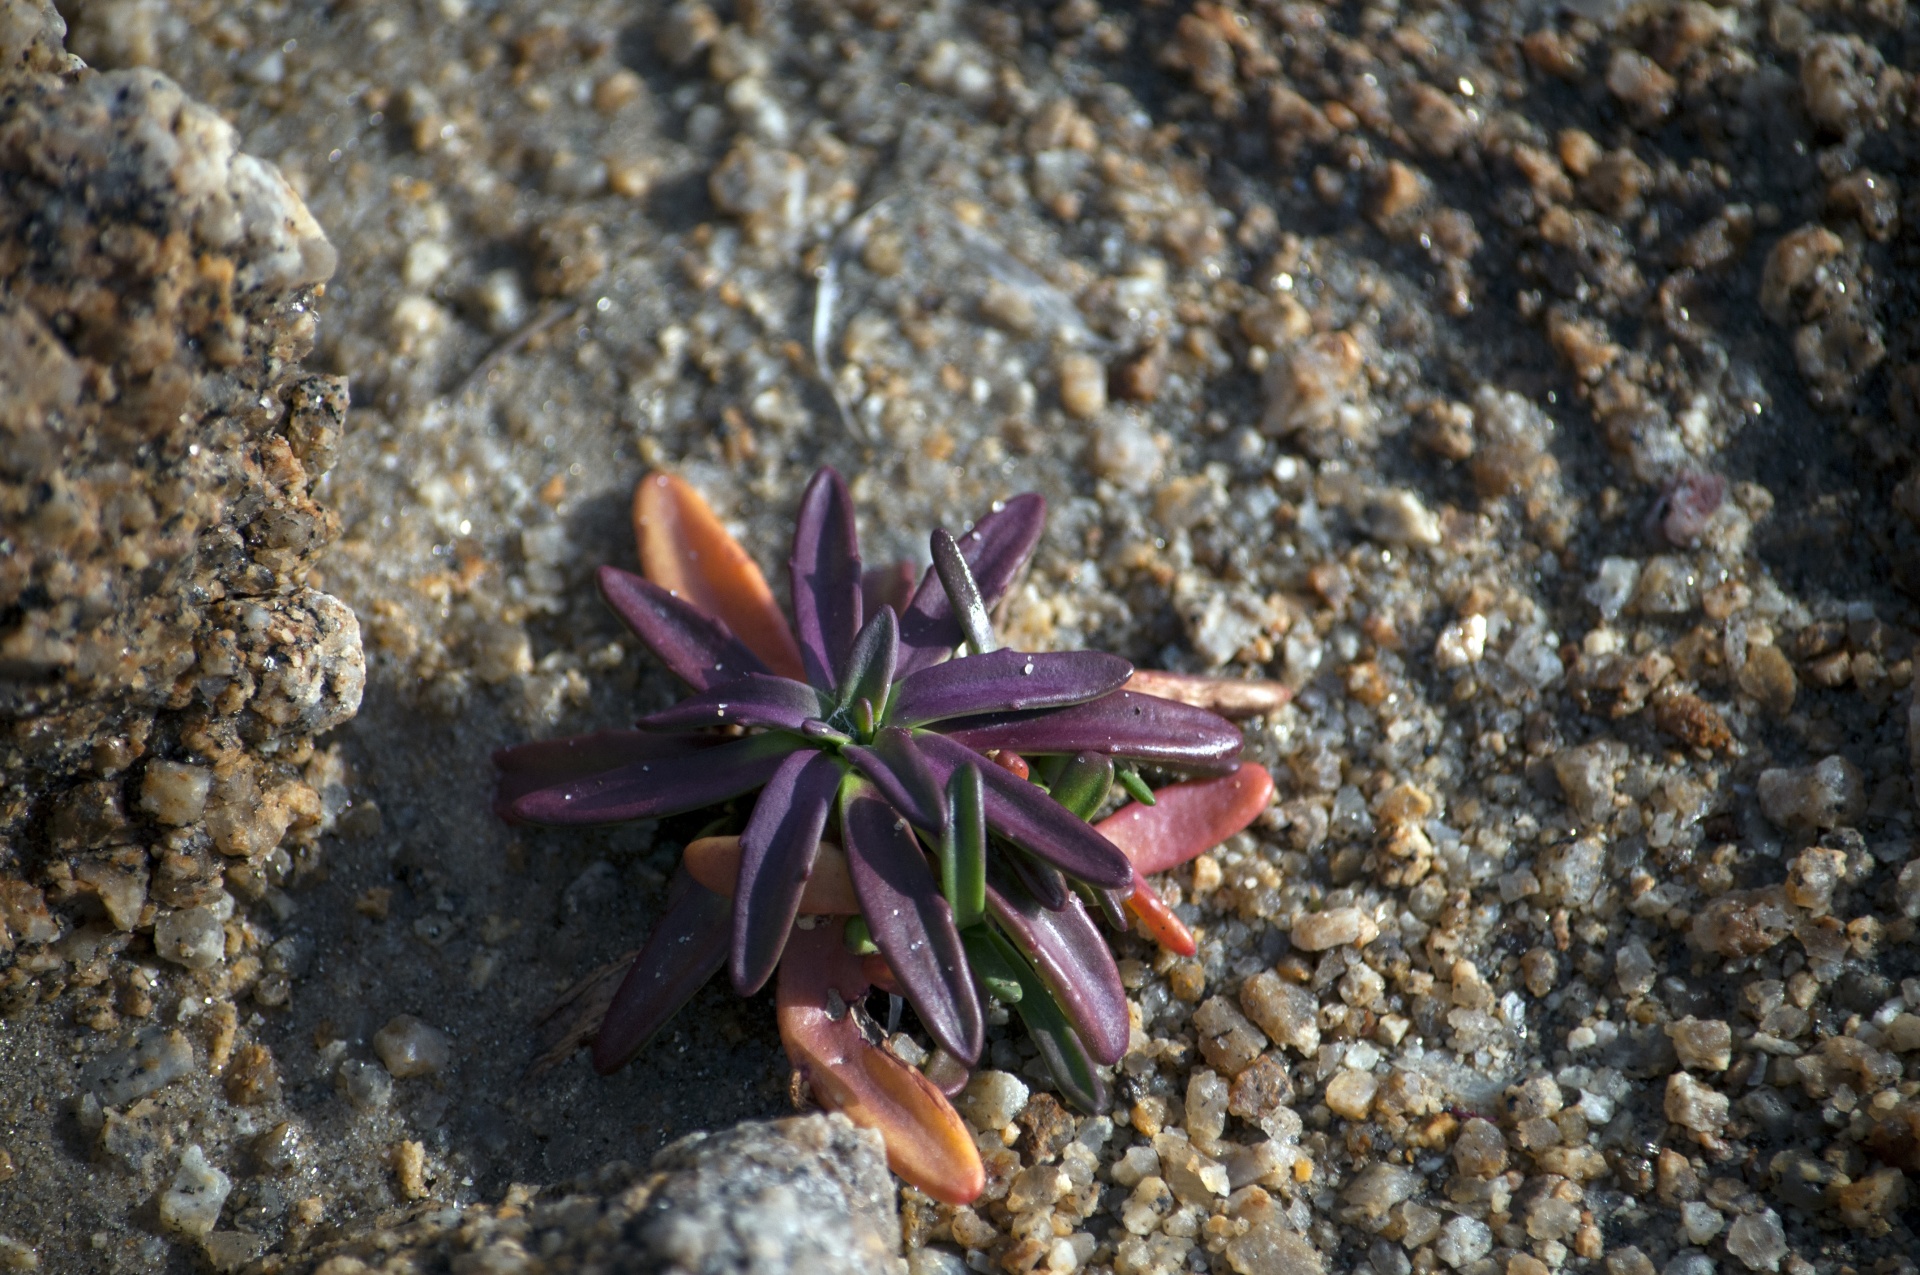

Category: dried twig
[525, 946, 637, 1078]
[1123, 669, 1292, 719]
[451, 300, 579, 401]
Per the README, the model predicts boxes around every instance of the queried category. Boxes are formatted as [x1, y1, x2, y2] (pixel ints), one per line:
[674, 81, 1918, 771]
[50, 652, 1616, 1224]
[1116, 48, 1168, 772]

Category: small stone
[391, 1140, 429, 1200]
[224, 1042, 281, 1105]
[1665, 1018, 1732, 1071]
[1662, 1252, 1715, 1275]
[1434, 1216, 1493, 1269]
[1324, 1069, 1378, 1120]
[1664, 1073, 1729, 1134]
[200, 1232, 268, 1273]
[1193, 995, 1272, 1076]
[1737, 643, 1797, 716]
[1359, 489, 1442, 547]
[1605, 48, 1675, 120]
[1338, 1162, 1416, 1224]
[958, 1070, 1029, 1131]
[373, 1015, 451, 1078]
[1433, 615, 1486, 669]
[1724, 1210, 1787, 1272]
[1881, 1012, 1920, 1052]
[1757, 757, 1864, 832]
[159, 1145, 232, 1239]
[1552, 743, 1618, 825]
[1224, 1223, 1322, 1275]
[140, 762, 212, 826]
[1262, 331, 1367, 441]
[337, 1059, 393, 1113]
[1679, 1202, 1724, 1246]
[1290, 907, 1377, 952]
[154, 906, 226, 968]
[592, 68, 645, 114]
[1228, 1054, 1295, 1120]
[1185, 1070, 1229, 1151]
[1058, 352, 1107, 420]
[1239, 974, 1318, 1056]
[252, 1122, 304, 1176]
[0, 1237, 35, 1271]
[83, 1028, 195, 1106]
[1153, 1131, 1230, 1205]
[1452, 1119, 1508, 1177]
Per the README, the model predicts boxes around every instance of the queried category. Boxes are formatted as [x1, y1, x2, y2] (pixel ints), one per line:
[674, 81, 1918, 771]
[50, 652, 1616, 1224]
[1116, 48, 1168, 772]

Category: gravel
[6, 0, 1920, 1271]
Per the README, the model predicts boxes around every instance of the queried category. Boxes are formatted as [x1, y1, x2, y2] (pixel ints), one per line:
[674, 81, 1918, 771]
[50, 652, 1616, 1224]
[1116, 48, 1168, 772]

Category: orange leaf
[682, 835, 860, 914]
[1095, 762, 1274, 875]
[778, 925, 985, 1204]
[1126, 871, 1197, 957]
[633, 471, 807, 680]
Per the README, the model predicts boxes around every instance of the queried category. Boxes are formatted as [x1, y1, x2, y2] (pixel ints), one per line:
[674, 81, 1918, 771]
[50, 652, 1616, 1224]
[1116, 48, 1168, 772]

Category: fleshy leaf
[839, 605, 898, 716]
[1126, 870, 1196, 957]
[1094, 762, 1276, 874]
[938, 691, 1245, 774]
[510, 733, 805, 825]
[897, 494, 1046, 676]
[683, 835, 859, 914]
[843, 726, 944, 833]
[633, 471, 806, 680]
[1048, 751, 1116, 820]
[1007, 849, 1070, 911]
[960, 928, 1024, 1003]
[887, 650, 1133, 728]
[986, 874, 1130, 1066]
[732, 749, 843, 994]
[638, 672, 829, 734]
[938, 763, 986, 929]
[917, 734, 1133, 891]
[597, 566, 772, 691]
[777, 924, 985, 1204]
[840, 778, 984, 1064]
[977, 927, 1106, 1112]
[789, 468, 863, 692]
[862, 560, 917, 616]
[494, 730, 721, 822]
[931, 528, 996, 656]
[591, 868, 729, 1074]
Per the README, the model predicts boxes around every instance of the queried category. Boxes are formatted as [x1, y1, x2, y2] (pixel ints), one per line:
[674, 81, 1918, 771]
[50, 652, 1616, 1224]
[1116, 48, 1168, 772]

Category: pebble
[1289, 907, 1376, 951]
[158, 1145, 231, 1239]
[83, 1028, 195, 1106]
[1433, 1216, 1492, 1268]
[1323, 1069, 1377, 1120]
[1756, 757, 1864, 831]
[373, 1015, 452, 1078]
[1057, 352, 1107, 420]
[1664, 1017, 1732, 1071]
[1451, 1118, 1507, 1176]
[337, 1059, 394, 1113]
[958, 1070, 1029, 1132]
[1724, 1210, 1788, 1272]
[139, 762, 212, 826]
[1238, 975, 1318, 1056]
[1664, 1073, 1729, 1134]
[153, 906, 227, 969]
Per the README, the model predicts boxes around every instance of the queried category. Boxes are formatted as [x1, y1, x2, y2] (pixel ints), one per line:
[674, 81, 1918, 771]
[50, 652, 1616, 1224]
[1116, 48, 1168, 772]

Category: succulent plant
[495, 469, 1275, 1203]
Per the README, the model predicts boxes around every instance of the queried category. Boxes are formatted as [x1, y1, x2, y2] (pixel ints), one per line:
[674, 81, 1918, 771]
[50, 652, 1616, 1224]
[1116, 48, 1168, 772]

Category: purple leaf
[841, 780, 984, 1064]
[889, 650, 1133, 727]
[844, 726, 945, 833]
[493, 730, 721, 822]
[938, 691, 1244, 774]
[839, 605, 898, 715]
[916, 734, 1132, 891]
[731, 749, 842, 995]
[591, 868, 730, 1073]
[637, 673, 828, 734]
[897, 494, 1046, 677]
[789, 468, 862, 693]
[597, 566, 771, 691]
[510, 733, 806, 825]
[1006, 849, 1070, 911]
[987, 875, 1130, 1066]
[862, 560, 917, 617]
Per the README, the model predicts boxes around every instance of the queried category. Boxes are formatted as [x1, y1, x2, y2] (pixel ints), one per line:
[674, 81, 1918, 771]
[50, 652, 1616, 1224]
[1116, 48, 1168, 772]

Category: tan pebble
[592, 69, 644, 114]
[1324, 1069, 1378, 1120]
[1057, 352, 1107, 420]
[391, 1140, 428, 1200]
[141, 762, 212, 826]
[1290, 907, 1376, 952]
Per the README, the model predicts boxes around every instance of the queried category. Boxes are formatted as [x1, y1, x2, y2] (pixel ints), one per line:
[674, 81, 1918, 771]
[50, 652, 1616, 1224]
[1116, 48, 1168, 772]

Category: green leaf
[960, 927, 1024, 1003]
[1116, 763, 1157, 807]
[938, 761, 987, 929]
[984, 928, 1106, 1112]
[1049, 751, 1114, 820]
[843, 915, 879, 955]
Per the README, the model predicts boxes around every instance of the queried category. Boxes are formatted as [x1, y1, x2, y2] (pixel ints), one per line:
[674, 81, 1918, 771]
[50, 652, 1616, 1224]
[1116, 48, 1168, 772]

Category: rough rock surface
[0, 0, 360, 1023]
[266, 1115, 905, 1275]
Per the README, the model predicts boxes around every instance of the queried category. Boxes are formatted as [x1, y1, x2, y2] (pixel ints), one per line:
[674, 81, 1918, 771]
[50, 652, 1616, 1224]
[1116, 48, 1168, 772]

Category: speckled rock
[271, 1115, 905, 1275]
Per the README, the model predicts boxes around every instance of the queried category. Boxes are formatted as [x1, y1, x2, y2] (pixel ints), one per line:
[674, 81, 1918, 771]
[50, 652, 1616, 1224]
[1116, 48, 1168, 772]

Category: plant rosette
[495, 468, 1279, 1204]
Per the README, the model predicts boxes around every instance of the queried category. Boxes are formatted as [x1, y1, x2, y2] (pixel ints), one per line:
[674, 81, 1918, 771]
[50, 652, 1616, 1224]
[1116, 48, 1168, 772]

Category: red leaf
[1094, 762, 1274, 875]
